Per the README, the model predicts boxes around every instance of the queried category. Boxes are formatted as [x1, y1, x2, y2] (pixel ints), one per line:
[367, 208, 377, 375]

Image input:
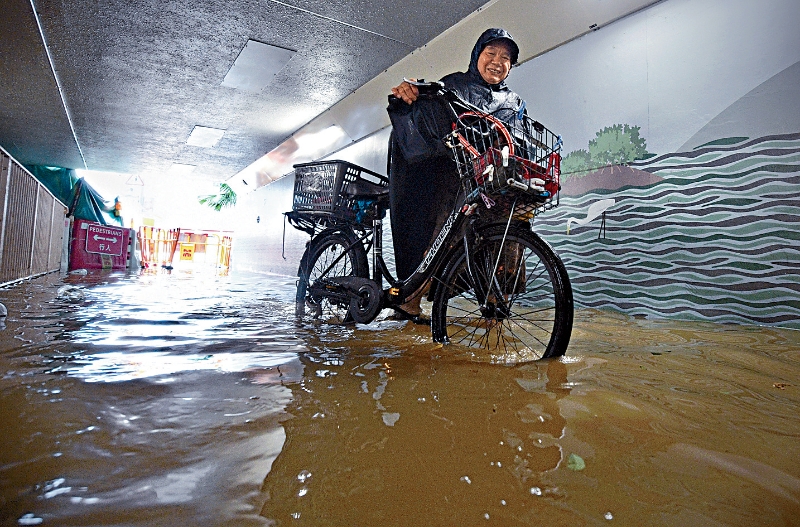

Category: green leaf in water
[567, 453, 586, 471]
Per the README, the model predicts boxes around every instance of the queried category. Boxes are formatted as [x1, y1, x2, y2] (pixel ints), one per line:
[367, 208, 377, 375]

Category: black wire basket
[448, 112, 562, 220]
[291, 160, 389, 225]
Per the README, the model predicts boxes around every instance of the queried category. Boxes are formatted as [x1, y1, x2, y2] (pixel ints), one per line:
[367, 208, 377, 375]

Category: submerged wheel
[431, 224, 573, 360]
[296, 230, 369, 324]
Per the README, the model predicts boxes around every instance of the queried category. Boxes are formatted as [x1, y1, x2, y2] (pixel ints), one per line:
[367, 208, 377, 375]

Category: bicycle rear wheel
[296, 229, 369, 324]
[431, 224, 572, 360]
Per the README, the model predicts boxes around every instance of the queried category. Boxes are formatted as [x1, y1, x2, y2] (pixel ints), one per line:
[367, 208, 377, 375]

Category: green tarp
[26, 165, 122, 226]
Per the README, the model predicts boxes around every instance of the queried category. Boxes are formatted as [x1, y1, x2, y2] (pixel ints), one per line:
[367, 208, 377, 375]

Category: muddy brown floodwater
[0, 270, 798, 526]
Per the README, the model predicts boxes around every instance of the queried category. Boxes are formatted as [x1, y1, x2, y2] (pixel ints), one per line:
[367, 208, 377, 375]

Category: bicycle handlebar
[387, 79, 470, 127]
[402, 78, 445, 94]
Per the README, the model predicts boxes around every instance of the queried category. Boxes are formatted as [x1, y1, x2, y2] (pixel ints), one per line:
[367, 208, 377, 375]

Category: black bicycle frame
[379, 205, 465, 307]
[307, 204, 468, 309]
[309, 193, 523, 315]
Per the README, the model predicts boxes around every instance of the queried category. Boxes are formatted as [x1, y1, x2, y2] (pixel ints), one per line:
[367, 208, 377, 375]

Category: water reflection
[0, 270, 798, 526]
[66, 350, 300, 383]
[259, 352, 577, 525]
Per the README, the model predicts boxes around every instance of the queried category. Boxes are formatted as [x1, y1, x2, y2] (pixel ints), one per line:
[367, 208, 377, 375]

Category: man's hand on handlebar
[391, 78, 420, 105]
[391, 79, 444, 104]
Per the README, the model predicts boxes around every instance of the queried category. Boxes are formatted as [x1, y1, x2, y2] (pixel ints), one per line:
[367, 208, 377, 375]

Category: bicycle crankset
[309, 276, 383, 324]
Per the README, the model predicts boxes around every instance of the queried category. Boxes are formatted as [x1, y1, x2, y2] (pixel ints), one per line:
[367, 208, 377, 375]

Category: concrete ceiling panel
[0, 0, 84, 168]
[420, 0, 587, 69]
[221, 40, 296, 92]
[330, 50, 437, 141]
[495, 0, 661, 62]
[3, 0, 489, 180]
[275, 0, 492, 47]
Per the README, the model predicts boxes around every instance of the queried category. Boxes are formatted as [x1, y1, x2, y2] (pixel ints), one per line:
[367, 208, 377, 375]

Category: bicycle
[284, 81, 573, 359]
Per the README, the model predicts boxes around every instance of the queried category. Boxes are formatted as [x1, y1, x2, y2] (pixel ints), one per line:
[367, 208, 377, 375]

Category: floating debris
[57, 285, 85, 302]
[382, 412, 400, 426]
[18, 513, 43, 526]
[567, 453, 586, 471]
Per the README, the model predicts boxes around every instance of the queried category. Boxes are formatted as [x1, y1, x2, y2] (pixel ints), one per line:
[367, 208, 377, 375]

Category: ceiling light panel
[167, 163, 196, 176]
[222, 40, 296, 92]
[186, 126, 226, 148]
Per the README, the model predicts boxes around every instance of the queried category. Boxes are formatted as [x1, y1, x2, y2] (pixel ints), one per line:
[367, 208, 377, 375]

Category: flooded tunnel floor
[0, 269, 799, 526]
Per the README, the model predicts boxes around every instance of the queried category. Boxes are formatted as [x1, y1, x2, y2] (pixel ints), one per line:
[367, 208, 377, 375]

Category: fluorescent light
[293, 125, 348, 155]
[186, 126, 225, 148]
[222, 39, 296, 92]
[167, 163, 196, 176]
[232, 124, 350, 188]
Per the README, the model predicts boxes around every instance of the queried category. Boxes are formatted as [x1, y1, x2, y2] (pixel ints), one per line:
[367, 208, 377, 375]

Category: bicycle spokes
[439, 232, 562, 359]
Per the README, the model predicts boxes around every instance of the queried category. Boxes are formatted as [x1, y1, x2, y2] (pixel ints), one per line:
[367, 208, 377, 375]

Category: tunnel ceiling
[1, 0, 493, 182]
[1, 0, 655, 185]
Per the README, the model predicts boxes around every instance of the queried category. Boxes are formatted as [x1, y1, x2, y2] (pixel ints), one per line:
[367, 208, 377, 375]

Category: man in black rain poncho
[387, 28, 526, 320]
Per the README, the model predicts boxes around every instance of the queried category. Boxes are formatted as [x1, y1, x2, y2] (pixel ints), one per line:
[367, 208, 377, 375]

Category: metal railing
[0, 147, 68, 286]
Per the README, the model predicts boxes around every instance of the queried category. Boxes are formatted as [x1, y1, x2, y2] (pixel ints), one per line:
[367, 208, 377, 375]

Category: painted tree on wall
[562, 124, 652, 179]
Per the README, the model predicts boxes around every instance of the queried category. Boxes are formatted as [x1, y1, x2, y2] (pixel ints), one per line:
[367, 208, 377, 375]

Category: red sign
[85, 224, 125, 256]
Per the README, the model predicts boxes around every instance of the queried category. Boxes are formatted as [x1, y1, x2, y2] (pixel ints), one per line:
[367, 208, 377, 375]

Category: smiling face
[476, 41, 513, 85]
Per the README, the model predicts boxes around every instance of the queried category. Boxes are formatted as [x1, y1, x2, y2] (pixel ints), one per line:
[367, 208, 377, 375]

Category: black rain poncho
[388, 28, 527, 280]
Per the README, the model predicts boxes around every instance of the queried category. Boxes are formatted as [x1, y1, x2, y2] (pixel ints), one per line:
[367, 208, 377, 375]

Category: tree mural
[562, 124, 652, 179]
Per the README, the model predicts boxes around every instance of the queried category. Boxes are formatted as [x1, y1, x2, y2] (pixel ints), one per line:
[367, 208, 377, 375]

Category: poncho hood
[467, 28, 520, 82]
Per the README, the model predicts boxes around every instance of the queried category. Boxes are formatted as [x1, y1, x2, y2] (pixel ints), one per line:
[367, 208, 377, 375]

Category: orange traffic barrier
[137, 227, 181, 269]
[138, 227, 232, 270]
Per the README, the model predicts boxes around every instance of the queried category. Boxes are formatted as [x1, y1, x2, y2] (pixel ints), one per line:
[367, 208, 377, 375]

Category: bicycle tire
[430, 224, 573, 360]
[296, 229, 369, 324]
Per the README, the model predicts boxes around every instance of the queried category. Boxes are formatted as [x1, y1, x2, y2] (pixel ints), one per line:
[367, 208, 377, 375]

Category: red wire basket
[448, 111, 561, 220]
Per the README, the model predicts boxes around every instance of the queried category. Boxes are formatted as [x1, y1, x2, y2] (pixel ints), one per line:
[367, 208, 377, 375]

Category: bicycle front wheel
[296, 229, 369, 324]
[431, 224, 573, 360]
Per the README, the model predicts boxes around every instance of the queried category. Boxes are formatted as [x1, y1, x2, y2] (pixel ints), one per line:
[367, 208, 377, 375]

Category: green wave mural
[533, 133, 800, 328]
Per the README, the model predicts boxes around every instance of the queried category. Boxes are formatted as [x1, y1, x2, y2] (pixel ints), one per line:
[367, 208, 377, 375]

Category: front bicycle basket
[448, 112, 562, 220]
[292, 160, 389, 224]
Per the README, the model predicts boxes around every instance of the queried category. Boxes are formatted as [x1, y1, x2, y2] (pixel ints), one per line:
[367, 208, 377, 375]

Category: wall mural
[504, 0, 800, 328]
[239, 0, 799, 328]
[535, 131, 799, 328]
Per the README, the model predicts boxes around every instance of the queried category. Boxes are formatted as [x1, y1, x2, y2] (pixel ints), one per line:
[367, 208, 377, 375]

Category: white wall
[509, 0, 800, 155]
